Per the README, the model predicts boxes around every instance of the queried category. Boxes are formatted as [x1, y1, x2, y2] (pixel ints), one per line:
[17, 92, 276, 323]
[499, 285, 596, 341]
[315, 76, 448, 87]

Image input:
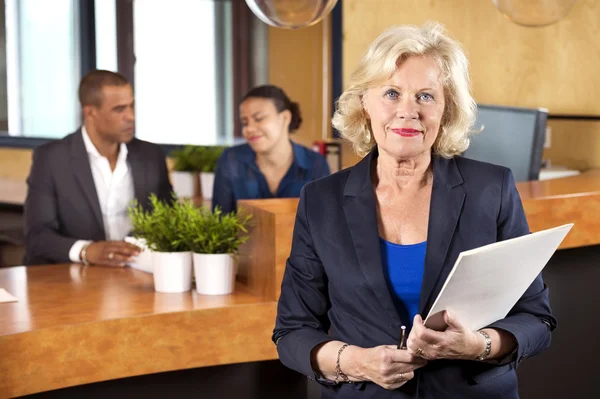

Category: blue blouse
[211, 142, 330, 214]
[379, 238, 427, 327]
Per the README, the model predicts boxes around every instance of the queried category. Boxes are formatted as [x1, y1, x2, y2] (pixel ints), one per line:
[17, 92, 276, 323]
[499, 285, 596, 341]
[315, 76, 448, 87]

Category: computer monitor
[463, 104, 548, 182]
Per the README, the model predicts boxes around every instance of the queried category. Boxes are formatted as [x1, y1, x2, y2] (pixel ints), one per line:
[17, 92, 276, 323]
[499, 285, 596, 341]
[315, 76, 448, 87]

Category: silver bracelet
[80, 242, 92, 266]
[476, 330, 492, 361]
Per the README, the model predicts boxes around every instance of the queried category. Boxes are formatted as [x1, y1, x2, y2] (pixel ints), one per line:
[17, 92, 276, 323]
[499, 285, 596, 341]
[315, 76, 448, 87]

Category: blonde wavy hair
[332, 22, 477, 158]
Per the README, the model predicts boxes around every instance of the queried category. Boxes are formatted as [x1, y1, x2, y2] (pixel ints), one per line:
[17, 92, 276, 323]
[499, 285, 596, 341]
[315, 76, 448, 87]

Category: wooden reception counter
[235, 169, 600, 271]
[517, 170, 600, 248]
[0, 265, 278, 398]
[1, 171, 599, 397]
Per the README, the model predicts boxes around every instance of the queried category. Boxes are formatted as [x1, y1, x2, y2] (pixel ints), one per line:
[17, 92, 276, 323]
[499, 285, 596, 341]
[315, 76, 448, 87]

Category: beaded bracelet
[335, 343, 353, 383]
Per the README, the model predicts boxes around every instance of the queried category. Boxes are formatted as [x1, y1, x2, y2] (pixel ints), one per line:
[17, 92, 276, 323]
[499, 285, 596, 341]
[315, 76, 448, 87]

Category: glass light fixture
[244, 0, 339, 29]
[492, 0, 577, 27]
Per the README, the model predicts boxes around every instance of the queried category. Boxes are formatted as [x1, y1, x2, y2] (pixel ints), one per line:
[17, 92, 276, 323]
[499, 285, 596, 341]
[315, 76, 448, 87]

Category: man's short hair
[78, 70, 130, 107]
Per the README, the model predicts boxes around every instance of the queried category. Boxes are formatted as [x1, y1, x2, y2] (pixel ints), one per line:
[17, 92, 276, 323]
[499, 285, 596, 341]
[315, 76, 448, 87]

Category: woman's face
[363, 55, 445, 160]
[239, 97, 291, 154]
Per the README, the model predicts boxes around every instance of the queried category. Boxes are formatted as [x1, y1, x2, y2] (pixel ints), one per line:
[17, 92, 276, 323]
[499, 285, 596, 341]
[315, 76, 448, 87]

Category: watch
[476, 330, 492, 361]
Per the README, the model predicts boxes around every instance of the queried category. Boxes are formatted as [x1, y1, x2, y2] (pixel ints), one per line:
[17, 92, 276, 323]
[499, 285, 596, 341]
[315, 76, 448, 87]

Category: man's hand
[83, 241, 141, 267]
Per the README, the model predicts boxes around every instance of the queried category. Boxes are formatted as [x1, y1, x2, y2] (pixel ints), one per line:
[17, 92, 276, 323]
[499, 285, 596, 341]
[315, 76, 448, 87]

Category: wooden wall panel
[268, 20, 329, 149]
[543, 119, 600, 170]
[343, 0, 600, 115]
[0, 148, 32, 180]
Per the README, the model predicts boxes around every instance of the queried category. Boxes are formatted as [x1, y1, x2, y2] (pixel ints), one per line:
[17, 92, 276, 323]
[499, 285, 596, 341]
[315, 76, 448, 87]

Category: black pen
[397, 325, 407, 349]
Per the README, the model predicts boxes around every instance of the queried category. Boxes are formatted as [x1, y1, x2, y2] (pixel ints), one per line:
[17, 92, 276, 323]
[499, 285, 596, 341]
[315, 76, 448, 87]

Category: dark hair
[241, 85, 302, 132]
[78, 70, 130, 107]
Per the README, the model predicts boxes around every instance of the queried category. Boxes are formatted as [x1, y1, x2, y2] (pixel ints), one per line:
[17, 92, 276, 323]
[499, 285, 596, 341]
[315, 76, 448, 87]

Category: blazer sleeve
[272, 184, 333, 380]
[24, 147, 78, 264]
[211, 153, 236, 214]
[156, 145, 173, 203]
[487, 168, 557, 367]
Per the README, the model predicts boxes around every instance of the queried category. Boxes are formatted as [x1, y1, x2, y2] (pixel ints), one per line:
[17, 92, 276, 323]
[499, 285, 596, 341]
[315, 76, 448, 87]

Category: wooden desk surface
[0, 178, 27, 206]
[516, 169, 600, 200]
[516, 170, 600, 249]
[0, 265, 278, 397]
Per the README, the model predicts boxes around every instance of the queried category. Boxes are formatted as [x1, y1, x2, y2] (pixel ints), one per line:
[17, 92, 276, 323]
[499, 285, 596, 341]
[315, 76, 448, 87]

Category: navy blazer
[273, 150, 556, 398]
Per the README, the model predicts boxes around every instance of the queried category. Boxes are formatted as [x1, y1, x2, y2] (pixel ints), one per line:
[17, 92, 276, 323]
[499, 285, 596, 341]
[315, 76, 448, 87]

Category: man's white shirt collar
[81, 125, 129, 162]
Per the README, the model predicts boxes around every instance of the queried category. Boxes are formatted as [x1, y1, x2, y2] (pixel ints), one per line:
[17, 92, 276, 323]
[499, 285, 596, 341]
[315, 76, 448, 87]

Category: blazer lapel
[343, 151, 401, 325]
[70, 130, 105, 235]
[126, 140, 148, 208]
[419, 156, 466, 315]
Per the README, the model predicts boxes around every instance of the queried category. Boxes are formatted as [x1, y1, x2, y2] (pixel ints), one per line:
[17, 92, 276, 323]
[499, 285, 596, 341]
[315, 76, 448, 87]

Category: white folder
[424, 223, 573, 331]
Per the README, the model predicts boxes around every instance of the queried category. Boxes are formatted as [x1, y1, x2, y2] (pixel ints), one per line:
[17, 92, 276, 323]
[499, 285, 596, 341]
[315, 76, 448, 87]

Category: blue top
[379, 238, 427, 327]
[212, 142, 330, 214]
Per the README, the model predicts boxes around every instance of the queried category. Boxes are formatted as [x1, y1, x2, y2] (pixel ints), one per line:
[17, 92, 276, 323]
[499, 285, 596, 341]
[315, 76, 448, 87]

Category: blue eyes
[385, 89, 399, 100]
[384, 90, 434, 102]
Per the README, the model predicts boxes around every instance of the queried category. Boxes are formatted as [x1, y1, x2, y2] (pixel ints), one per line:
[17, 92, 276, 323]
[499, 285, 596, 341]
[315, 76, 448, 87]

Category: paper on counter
[0, 288, 18, 303]
[125, 236, 153, 274]
[425, 224, 573, 332]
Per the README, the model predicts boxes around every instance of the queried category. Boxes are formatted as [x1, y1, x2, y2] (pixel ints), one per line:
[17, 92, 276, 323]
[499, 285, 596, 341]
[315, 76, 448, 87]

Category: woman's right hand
[347, 345, 427, 390]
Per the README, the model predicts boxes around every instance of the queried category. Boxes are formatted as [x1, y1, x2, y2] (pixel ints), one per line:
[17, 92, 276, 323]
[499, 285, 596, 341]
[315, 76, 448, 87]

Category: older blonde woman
[273, 22, 555, 398]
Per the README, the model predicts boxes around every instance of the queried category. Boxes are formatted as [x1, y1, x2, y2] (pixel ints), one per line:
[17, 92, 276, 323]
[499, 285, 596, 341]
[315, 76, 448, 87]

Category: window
[95, 0, 118, 72]
[0, 0, 262, 146]
[5, 0, 81, 138]
[132, 0, 234, 145]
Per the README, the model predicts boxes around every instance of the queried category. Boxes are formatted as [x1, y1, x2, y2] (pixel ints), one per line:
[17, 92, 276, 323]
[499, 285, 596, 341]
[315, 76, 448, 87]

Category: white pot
[125, 236, 153, 273]
[200, 172, 215, 200]
[193, 253, 235, 295]
[171, 171, 198, 198]
[152, 251, 193, 293]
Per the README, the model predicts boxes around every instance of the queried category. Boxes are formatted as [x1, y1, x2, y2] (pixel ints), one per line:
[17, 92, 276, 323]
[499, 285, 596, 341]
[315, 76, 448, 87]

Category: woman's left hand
[406, 311, 484, 361]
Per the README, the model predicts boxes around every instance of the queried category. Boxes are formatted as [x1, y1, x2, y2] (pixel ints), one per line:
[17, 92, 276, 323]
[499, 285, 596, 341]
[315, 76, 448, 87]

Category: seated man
[23, 70, 173, 266]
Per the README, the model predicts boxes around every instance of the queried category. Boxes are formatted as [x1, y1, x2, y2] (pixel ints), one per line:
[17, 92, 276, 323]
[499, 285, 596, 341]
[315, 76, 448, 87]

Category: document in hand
[424, 224, 573, 332]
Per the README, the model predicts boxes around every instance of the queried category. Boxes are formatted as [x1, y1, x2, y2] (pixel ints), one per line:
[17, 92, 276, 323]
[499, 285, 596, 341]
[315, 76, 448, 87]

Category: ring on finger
[399, 372, 408, 382]
[415, 347, 425, 357]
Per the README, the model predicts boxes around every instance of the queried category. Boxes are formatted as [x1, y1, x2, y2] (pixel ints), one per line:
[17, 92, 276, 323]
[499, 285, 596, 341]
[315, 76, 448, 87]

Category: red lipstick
[391, 128, 421, 137]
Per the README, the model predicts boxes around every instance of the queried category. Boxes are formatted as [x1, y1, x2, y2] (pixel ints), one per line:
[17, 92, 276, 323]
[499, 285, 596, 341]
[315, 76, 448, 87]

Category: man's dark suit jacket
[273, 150, 557, 398]
[23, 129, 173, 265]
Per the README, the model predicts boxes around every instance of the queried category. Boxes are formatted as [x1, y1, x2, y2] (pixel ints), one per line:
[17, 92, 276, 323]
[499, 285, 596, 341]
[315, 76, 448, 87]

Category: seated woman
[212, 85, 330, 214]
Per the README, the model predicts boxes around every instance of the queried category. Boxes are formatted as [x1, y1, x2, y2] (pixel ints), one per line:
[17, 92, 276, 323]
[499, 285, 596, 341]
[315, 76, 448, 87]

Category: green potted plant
[170, 145, 202, 198]
[192, 146, 225, 201]
[186, 206, 251, 295]
[129, 194, 195, 293]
